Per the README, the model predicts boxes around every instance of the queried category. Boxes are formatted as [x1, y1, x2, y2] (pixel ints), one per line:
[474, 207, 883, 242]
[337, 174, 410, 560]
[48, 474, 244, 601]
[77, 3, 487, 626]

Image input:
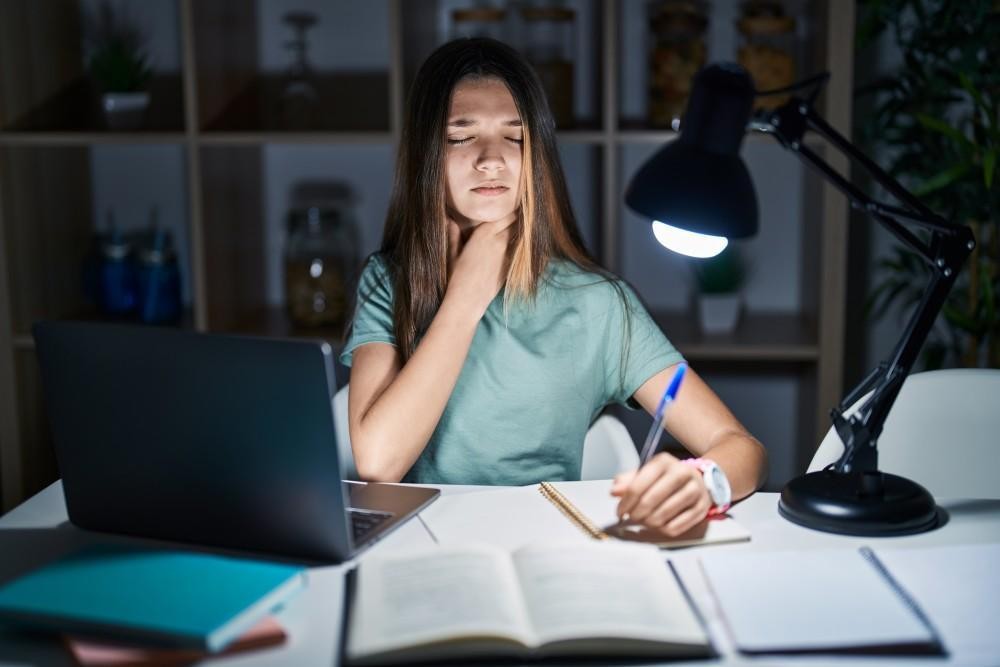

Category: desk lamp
[625, 63, 975, 536]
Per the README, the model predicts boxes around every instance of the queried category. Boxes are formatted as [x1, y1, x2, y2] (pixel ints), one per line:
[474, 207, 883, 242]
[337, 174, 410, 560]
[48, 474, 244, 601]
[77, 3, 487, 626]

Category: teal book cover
[0, 544, 305, 652]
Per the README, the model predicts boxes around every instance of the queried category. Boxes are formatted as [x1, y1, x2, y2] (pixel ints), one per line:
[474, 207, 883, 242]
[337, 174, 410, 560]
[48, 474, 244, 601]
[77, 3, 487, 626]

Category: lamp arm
[756, 98, 976, 475]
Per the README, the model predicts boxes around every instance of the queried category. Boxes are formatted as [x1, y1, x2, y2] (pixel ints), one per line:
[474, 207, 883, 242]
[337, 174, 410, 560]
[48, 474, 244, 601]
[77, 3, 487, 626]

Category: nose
[474, 138, 506, 173]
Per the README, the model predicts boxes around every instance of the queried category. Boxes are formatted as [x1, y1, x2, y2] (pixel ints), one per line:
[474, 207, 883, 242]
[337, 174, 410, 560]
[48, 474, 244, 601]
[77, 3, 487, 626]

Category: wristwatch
[682, 458, 732, 517]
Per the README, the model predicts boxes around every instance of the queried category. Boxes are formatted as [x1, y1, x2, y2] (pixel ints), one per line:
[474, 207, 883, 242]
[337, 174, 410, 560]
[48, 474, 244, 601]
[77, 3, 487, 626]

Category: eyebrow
[447, 118, 522, 128]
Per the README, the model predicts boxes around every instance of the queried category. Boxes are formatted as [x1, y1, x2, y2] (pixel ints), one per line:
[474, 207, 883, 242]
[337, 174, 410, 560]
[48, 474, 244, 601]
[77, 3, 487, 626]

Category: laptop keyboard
[348, 508, 394, 543]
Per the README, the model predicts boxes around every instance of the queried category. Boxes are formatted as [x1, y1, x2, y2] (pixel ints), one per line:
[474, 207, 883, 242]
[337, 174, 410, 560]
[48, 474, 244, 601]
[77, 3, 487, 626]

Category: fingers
[662, 495, 712, 537]
[610, 470, 637, 496]
[614, 452, 679, 520]
[646, 476, 705, 527]
[614, 453, 713, 537]
[447, 220, 462, 275]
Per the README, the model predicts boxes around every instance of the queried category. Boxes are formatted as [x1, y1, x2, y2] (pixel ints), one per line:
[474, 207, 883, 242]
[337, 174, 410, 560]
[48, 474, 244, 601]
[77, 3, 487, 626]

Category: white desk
[0, 481, 998, 666]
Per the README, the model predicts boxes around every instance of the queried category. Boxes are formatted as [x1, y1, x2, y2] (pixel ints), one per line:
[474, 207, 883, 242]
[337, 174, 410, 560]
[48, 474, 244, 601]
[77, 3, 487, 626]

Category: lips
[472, 185, 509, 196]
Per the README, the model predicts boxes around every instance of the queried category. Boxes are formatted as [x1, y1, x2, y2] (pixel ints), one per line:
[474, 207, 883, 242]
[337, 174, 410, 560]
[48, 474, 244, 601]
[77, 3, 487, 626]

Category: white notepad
[699, 547, 944, 655]
[875, 543, 1000, 664]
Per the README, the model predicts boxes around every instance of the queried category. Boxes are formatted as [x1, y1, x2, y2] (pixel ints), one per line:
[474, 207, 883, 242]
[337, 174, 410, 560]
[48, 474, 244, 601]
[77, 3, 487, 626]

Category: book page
[346, 544, 534, 660]
[512, 542, 706, 647]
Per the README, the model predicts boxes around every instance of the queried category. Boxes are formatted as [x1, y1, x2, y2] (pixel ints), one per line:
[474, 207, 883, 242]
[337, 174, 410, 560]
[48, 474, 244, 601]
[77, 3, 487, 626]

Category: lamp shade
[625, 63, 759, 242]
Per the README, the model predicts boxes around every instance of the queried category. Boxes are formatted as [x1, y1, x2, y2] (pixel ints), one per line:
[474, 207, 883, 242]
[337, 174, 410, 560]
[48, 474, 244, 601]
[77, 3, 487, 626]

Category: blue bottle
[98, 223, 137, 316]
[135, 227, 181, 324]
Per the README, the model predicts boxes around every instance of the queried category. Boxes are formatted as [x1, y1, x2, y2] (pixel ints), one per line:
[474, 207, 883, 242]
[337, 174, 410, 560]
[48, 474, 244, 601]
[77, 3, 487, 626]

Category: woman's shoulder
[542, 258, 633, 307]
[357, 253, 396, 301]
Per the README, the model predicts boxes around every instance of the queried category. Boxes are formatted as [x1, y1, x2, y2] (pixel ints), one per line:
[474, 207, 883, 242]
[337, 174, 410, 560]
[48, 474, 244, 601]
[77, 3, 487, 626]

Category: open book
[345, 541, 713, 664]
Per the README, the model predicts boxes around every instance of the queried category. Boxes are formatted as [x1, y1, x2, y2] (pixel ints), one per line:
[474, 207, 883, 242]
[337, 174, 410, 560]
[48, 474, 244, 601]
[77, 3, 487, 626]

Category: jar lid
[738, 14, 795, 34]
[521, 7, 575, 21]
[652, 0, 707, 19]
[139, 247, 174, 265]
[452, 8, 506, 22]
[102, 241, 130, 260]
[651, 1, 708, 34]
[739, 1, 795, 33]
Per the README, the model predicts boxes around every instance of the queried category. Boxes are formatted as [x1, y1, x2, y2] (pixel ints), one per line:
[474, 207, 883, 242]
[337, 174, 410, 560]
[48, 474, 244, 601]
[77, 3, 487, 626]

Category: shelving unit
[0, 0, 854, 510]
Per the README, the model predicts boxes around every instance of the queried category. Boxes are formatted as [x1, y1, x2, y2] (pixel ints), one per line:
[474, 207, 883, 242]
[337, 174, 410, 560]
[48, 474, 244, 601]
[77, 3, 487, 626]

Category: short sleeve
[339, 255, 397, 367]
[602, 281, 685, 408]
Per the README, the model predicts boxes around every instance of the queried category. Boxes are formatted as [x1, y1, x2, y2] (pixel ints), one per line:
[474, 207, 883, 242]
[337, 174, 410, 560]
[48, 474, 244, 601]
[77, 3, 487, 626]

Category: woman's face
[444, 77, 523, 230]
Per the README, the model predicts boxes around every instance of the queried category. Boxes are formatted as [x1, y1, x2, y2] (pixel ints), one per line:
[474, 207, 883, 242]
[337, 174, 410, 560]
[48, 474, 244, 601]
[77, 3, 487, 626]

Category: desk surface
[0, 482, 998, 666]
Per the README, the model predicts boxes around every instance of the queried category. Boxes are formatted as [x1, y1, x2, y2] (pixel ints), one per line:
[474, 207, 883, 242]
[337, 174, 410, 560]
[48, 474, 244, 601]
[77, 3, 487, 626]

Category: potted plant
[84, 1, 153, 130]
[860, 0, 999, 368]
[693, 245, 745, 335]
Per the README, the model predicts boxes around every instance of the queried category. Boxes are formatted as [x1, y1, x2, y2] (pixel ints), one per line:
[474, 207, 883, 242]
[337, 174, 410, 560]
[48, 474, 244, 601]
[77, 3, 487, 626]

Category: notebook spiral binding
[538, 482, 609, 541]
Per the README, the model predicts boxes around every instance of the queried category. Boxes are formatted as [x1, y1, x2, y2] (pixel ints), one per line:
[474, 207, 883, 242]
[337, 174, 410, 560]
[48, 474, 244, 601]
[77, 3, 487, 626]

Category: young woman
[341, 38, 767, 537]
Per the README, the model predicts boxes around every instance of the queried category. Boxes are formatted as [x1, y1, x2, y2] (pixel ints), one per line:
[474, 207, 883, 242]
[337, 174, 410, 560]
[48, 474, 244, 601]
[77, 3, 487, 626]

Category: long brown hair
[379, 38, 605, 360]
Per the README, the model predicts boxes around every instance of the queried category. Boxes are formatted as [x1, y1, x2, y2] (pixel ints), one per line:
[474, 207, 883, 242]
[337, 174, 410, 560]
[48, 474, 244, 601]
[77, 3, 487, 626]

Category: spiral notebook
[699, 547, 945, 655]
[419, 481, 750, 550]
[539, 481, 751, 548]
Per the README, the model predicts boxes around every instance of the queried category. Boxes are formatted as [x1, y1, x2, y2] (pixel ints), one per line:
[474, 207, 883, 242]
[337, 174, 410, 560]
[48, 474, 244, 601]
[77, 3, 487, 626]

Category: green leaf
[915, 113, 973, 148]
[981, 263, 996, 327]
[942, 303, 981, 335]
[985, 150, 996, 189]
[913, 163, 970, 196]
[957, 72, 987, 113]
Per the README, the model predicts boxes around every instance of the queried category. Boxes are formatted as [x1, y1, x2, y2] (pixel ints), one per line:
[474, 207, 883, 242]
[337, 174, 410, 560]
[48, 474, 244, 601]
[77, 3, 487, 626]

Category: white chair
[332, 385, 357, 480]
[580, 414, 640, 480]
[807, 368, 1000, 499]
[333, 385, 639, 481]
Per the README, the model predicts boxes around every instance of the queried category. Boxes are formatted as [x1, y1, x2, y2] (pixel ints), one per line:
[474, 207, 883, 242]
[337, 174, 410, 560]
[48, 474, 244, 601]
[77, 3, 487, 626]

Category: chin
[458, 200, 518, 224]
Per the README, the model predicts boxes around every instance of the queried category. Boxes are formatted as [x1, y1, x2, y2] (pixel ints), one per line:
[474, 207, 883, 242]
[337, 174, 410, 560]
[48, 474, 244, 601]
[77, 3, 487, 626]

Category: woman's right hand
[444, 216, 516, 318]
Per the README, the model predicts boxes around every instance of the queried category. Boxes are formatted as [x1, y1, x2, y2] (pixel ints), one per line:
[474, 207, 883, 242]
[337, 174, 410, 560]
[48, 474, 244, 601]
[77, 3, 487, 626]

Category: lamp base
[779, 470, 939, 536]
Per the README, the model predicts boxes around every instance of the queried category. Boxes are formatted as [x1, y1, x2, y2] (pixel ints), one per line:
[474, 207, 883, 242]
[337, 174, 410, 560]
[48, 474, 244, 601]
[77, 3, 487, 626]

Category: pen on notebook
[637, 362, 687, 466]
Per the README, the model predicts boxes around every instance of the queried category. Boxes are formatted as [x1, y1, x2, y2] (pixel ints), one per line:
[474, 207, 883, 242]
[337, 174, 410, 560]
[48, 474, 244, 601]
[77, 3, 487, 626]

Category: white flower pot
[698, 293, 742, 335]
[101, 92, 150, 130]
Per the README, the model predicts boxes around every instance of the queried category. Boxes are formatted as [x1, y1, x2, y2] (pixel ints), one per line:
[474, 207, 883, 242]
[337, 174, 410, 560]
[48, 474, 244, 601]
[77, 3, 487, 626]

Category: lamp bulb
[651, 221, 728, 258]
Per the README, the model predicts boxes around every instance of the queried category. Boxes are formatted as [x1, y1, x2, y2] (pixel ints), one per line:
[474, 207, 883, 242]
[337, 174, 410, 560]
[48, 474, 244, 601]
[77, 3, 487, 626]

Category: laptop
[32, 321, 439, 563]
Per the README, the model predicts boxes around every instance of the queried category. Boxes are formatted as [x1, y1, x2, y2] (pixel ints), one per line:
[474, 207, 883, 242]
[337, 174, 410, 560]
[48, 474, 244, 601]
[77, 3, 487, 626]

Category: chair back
[581, 415, 640, 480]
[807, 369, 1000, 498]
[332, 385, 358, 480]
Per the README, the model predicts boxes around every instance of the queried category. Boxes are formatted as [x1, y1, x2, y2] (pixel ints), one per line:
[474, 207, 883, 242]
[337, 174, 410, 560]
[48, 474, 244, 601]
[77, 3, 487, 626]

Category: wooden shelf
[219, 306, 346, 344]
[653, 311, 819, 362]
[201, 73, 391, 133]
[0, 132, 187, 146]
[2, 75, 186, 133]
[615, 128, 826, 148]
[198, 131, 394, 145]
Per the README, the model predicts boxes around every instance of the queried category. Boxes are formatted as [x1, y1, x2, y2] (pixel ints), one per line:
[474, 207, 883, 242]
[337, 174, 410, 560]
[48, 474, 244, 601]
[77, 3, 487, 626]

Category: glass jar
[450, 7, 507, 41]
[737, 0, 796, 111]
[521, 6, 575, 128]
[648, 0, 708, 129]
[284, 184, 359, 329]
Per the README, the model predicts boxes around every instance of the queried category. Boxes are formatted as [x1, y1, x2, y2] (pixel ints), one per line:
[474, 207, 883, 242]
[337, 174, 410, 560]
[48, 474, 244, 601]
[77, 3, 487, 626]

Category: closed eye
[447, 137, 524, 145]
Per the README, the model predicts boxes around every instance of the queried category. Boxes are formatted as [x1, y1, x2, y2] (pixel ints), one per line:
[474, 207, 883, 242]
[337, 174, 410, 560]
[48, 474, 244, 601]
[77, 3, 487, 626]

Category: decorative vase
[101, 91, 150, 130]
[698, 292, 741, 335]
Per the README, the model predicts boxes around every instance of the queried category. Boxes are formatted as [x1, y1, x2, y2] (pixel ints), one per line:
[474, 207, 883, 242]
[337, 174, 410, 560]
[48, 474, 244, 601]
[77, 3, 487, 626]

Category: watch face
[707, 463, 732, 506]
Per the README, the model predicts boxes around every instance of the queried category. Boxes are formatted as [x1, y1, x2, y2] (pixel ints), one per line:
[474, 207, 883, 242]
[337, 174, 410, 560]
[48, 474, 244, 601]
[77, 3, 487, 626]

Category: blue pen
[638, 362, 688, 465]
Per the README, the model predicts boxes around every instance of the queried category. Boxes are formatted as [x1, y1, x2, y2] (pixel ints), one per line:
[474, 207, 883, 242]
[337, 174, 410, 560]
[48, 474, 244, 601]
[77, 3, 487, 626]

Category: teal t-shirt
[340, 255, 684, 485]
